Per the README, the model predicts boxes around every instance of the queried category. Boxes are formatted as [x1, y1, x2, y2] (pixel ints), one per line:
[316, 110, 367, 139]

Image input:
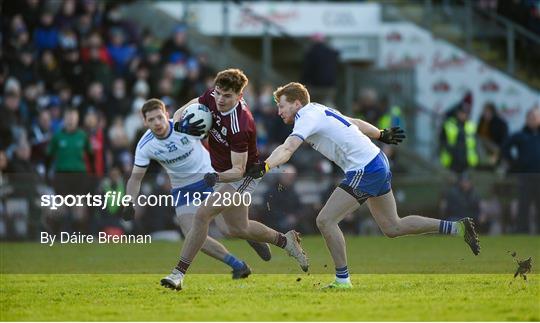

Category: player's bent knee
[382, 230, 399, 238]
[377, 217, 403, 238]
[380, 226, 401, 238]
[316, 215, 334, 231]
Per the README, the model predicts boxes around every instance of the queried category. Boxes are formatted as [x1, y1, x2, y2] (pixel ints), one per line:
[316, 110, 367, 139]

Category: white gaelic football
[181, 103, 213, 138]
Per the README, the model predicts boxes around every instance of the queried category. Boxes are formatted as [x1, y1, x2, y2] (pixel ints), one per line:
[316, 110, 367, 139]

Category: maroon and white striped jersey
[198, 88, 259, 172]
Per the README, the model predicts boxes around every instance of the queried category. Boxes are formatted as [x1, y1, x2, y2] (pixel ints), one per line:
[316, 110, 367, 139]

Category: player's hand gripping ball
[379, 127, 406, 145]
[174, 103, 213, 137]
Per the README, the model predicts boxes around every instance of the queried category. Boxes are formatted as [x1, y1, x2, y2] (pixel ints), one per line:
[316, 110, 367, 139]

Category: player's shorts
[216, 176, 261, 194]
[339, 150, 392, 205]
[171, 179, 213, 215]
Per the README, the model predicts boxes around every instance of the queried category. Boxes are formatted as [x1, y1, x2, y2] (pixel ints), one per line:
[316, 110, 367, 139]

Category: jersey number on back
[325, 109, 351, 127]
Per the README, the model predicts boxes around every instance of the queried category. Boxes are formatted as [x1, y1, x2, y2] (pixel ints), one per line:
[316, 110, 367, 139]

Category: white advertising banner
[330, 36, 378, 61]
[154, 2, 186, 21]
[378, 22, 540, 138]
[156, 2, 382, 36]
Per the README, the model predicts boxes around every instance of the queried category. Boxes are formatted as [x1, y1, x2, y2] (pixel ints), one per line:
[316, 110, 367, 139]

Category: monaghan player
[122, 98, 259, 280]
[247, 82, 480, 289]
[160, 69, 309, 291]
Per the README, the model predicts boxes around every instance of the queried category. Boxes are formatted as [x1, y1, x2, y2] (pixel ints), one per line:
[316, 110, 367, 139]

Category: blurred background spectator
[502, 107, 540, 234]
[439, 96, 479, 174]
[477, 101, 509, 167]
[439, 173, 480, 225]
[301, 33, 339, 107]
[261, 165, 303, 233]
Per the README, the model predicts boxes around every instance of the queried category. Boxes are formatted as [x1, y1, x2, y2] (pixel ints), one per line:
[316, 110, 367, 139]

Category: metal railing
[381, 0, 540, 88]
[466, 1, 540, 76]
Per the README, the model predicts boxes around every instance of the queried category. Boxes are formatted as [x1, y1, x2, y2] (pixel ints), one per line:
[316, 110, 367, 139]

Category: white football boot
[283, 230, 309, 272]
[160, 268, 184, 291]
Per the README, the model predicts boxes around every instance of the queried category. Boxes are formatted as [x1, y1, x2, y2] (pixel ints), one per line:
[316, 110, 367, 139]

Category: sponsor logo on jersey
[159, 148, 194, 165]
[221, 127, 227, 136]
[209, 128, 229, 147]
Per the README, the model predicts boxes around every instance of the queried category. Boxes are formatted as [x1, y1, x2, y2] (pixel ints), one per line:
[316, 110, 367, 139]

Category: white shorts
[216, 176, 261, 194]
[175, 204, 198, 216]
[175, 177, 259, 215]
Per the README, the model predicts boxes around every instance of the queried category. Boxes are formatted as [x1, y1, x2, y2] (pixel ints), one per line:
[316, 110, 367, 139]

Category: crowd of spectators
[0, 0, 218, 239]
[0, 0, 302, 241]
[346, 87, 539, 236]
[438, 92, 540, 235]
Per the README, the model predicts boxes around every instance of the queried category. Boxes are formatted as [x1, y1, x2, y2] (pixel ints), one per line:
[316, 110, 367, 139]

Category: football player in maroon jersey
[160, 69, 308, 291]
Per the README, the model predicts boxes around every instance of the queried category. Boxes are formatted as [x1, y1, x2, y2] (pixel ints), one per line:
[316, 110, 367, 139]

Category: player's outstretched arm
[346, 116, 381, 139]
[245, 136, 302, 179]
[346, 116, 406, 145]
[267, 136, 303, 169]
[172, 97, 199, 123]
[123, 165, 147, 220]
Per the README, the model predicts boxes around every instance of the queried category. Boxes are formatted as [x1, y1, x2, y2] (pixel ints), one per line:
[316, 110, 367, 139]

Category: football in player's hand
[177, 103, 213, 138]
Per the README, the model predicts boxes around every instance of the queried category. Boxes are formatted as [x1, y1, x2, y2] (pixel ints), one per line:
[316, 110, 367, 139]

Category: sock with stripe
[335, 265, 351, 284]
[175, 256, 191, 274]
[224, 253, 245, 270]
[275, 233, 287, 248]
[439, 220, 459, 235]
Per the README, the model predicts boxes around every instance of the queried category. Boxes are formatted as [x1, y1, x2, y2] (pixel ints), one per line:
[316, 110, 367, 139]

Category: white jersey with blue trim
[134, 120, 214, 188]
[290, 103, 380, 172]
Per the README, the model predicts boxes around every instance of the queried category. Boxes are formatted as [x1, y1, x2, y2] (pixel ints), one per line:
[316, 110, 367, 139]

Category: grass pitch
[1, 236, 539, 321]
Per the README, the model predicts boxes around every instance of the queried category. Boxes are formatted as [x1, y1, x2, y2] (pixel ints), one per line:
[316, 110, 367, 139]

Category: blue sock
[335, 266, 350, 283]
[224, 254, 244, 270]
[439, 220, 455, 235]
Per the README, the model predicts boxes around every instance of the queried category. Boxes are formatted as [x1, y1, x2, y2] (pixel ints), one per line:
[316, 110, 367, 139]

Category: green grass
[1, 236, 539, 321]
[1, 274, 538, 321]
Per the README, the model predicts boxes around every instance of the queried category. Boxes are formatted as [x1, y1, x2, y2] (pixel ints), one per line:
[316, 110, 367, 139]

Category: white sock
[450, 222, 459, 235]
[440, 220, 459, 235]
[335, 276, 351, 284]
